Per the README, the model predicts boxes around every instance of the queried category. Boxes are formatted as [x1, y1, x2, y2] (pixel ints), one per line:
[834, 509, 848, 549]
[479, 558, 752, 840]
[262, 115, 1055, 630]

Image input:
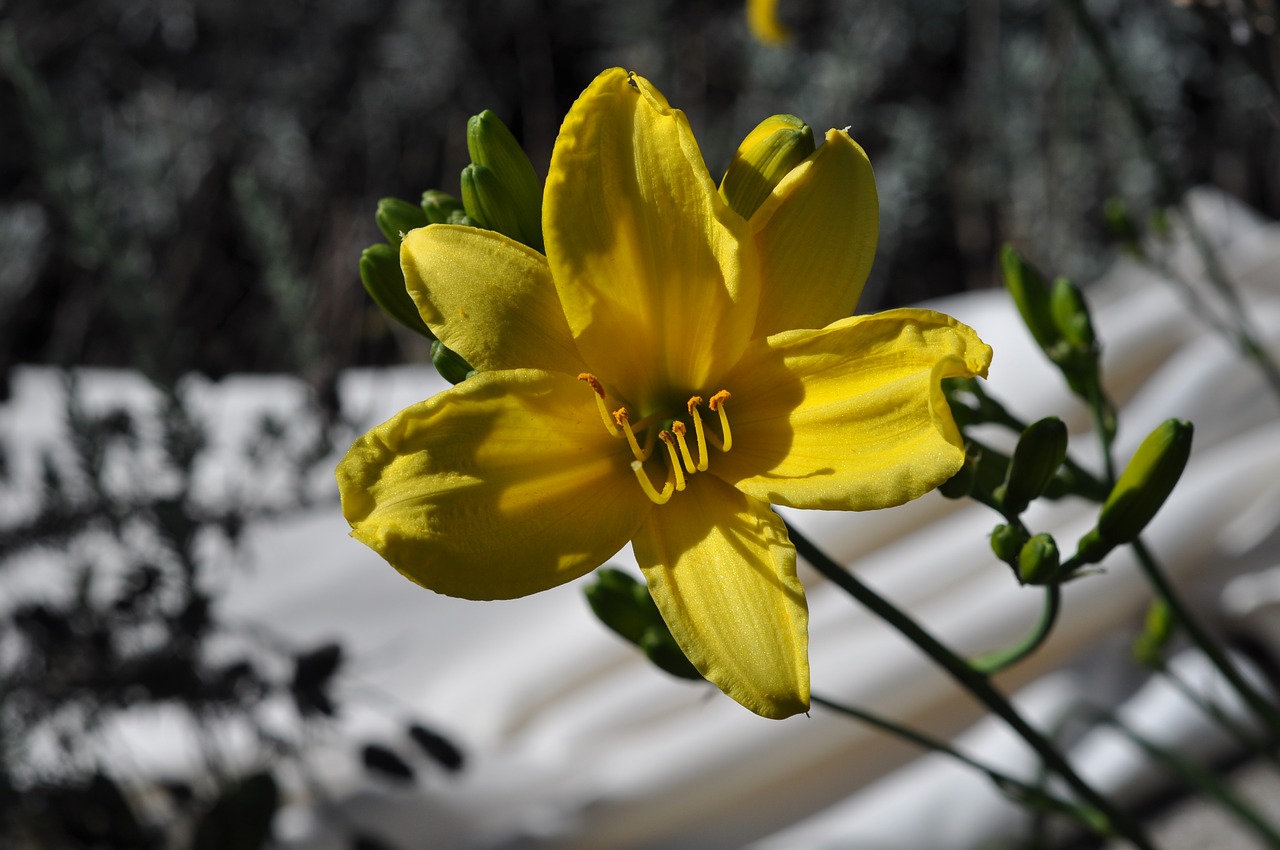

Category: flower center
[578, 373, 734, 505]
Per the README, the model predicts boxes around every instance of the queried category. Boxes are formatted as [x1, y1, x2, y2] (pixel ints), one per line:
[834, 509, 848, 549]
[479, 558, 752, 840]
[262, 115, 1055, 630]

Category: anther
[709, 390, 733, 452]
[659, 431, 687, 491]
[631, 460, 673, 504]
[613, 407, 649, 462]
[580, 373, 620, 436]
[670, 421, 698, 474]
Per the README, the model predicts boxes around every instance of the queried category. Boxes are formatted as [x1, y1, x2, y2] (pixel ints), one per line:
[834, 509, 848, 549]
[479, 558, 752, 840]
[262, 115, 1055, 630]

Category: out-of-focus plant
[0, 376, 463, 849]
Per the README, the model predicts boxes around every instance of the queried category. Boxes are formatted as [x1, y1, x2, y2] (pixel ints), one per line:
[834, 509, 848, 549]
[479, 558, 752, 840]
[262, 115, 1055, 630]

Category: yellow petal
[749, 130, 879, 337]
[713, 309, 992, 510]
[747, 0, 791, 45]
[337, 369, 651, 599]
[544, 68, 760, 411]
[633, 476, 809, 719]
[401, 225, 584, 375]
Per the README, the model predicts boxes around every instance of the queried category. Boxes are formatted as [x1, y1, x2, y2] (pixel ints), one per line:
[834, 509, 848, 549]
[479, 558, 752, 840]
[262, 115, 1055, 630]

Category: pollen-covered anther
[709, 390, 733, 452]
[580, 373, 620, 436]
[659, 430, 687, 491]
[670, 421, 698, 474]
[613, 407, 650, 462]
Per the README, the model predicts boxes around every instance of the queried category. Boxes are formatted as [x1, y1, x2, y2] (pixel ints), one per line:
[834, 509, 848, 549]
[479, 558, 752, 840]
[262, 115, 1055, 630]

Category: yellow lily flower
[337, 69, 992, 719]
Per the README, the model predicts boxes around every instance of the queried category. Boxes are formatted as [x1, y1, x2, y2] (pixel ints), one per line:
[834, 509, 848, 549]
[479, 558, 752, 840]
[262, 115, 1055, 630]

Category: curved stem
[972, 585, 1062, 675]
[811, 694, 1108, 832]
[1131, 539, 1280, 740]
[788, 522, 1156, 849]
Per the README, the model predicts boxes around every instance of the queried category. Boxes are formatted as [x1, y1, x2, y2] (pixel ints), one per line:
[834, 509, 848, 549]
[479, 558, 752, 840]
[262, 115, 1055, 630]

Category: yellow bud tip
[578, 373, 605, 398]
[709, 390, 732, 411]
[687, 396, 704, 415]
[612, 407, 629, 426]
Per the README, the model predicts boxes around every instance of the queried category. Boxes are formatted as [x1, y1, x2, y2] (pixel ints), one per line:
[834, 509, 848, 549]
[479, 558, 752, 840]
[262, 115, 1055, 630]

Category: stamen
[686, 396, 710, 471]
[670, 421, 697, 474]
[709, 390, 733, 452]
[613, 408, 649, 462]
[579, 373, 620, 436]
[631, 460, 673, 504]
[659, 431, 686, 491]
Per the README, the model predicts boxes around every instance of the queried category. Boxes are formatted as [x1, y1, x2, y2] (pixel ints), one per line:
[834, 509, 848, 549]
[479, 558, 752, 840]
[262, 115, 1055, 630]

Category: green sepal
[999, 417, 1069, 516]
[466, 110, 544, 251]
[719, 113, 815, 220]
[1077, 419, 1194, 563]
[1018, 533, 1061, 585]
[584, 568, 703, 682]
[359, 243, 432, 337]
[376, 197, 429, 246]
[431, 339, 475, 385]
[422, 190, 465, 225]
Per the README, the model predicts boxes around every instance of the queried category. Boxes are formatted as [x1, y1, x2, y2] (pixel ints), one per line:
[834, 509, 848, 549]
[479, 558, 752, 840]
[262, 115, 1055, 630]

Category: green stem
[1156, 661, 1280, 775]
[811, 694, 1108, 832]
[1131, 539, 1280, 740]
[1091, 709, 1280, 848]
[972, 585, 1062, 675]
[788, 522, 1156, 849]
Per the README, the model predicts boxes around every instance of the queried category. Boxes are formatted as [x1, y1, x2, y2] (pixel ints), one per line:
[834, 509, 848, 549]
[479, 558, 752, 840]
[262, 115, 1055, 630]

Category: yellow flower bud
[719, 114, 814, 220]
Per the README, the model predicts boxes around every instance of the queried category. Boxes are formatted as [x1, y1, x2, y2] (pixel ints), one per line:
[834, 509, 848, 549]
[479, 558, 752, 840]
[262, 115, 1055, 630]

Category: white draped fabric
[2, 189, 1277, 848]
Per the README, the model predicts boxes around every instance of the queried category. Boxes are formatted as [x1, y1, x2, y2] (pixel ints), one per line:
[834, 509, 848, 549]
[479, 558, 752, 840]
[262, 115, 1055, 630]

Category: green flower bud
[991, 523, 1028, 567]
[640, 631, 703, 681]
[1077, 420, 1194, 563]
[1133, 597, 1174, 667]
[359, 243, 432, 337]
[1001, 245, 1060, 354]
[422, 190, 464, 225]
[376, 197, 428, 246]
[584, 568, 653, 645]
[431, 338, 475, 385]
[1018, 533, 1060, 585]
[1050, 277, 1097, 352]
[446, 208, 481, 227]
[719, 114, 815, 220]
[584, 569, 703, 681]
[999, 417, 1069, 516]
[460, 163, 528, 244]
[1103, 197, 1141, 255]
[466, 109, 544, 250]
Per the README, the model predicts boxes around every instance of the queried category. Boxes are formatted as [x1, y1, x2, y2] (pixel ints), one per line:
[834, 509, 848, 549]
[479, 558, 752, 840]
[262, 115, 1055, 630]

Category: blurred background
[4, 0, 1279, 388]
[2, 0, 1280, 847]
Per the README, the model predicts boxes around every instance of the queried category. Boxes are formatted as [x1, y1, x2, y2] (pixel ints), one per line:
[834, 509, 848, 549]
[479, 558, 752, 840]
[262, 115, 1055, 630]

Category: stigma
[579, 373, 734, 505]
